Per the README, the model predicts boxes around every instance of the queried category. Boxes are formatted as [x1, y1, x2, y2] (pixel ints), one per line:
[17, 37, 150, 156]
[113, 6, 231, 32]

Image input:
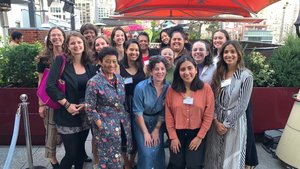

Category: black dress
[120, 64, 145, 152]
[245, 99, 259, 166]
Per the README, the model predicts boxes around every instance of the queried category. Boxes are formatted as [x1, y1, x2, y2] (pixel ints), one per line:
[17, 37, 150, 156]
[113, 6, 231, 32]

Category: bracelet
[64, 101, 71, 109]
[38, 105, 44, 107]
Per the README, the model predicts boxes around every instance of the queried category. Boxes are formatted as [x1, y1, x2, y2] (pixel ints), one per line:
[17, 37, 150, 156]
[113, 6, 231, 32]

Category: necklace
[103, 73, 118, 86]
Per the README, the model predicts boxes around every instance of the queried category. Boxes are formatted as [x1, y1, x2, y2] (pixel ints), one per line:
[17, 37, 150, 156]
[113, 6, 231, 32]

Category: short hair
[169, 25, 186, 40]
[97, 46, 118, 62]
[11, 31, 23, 40]
[111, 26, 128, 47]
[147, 55, 168, 72]
[191, 40, 213, 66]
[80, 23, 98, 35]
[137, 32, 149, 42]
[172, 56, 204, 92]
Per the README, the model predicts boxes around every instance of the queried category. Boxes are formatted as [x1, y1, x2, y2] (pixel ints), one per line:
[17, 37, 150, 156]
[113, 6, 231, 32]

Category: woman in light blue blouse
[132, 56, 170, 169]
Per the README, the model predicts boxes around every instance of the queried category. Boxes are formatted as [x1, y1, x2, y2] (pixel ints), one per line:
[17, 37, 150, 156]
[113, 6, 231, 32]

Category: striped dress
[205, 68, 253, 169]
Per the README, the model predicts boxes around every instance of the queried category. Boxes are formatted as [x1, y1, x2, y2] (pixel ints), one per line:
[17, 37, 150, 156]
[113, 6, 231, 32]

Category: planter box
[0, 88, 45, 145]
[252, 87, 299, 133]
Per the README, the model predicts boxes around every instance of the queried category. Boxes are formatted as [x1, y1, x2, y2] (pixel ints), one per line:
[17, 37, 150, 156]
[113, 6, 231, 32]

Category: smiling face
[151, 62, 167, 83]
[223, 44, 239, 68]
[125, 43, 140, 62]
[101, 54, 118, 76]
[161, 31, 170, 45]
[83, 29, 96, 44]
[179, 60, 198, 86]
[213, 31, 227, 51]
[191, 41, 209, 64]
[113, 30, 125, 46]
[95, 38, 109, 53]
[68, 36, 84, 56]
[161, 48, 174, 65]
[170, 32, 184, 53]
[49, 28, 64, 47]
[138, 35, 149, 51]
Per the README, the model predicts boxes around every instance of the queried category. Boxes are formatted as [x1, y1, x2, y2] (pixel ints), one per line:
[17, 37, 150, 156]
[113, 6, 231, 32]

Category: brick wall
[8, 28, 49, 45]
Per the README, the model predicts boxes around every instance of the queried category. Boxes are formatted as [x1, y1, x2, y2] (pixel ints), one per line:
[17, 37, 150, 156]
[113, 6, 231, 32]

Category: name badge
[144, 60, 149, 65]
[183, 97, 193, 105]
[221, 79, 231, 88]
[124, 77, 133, 84]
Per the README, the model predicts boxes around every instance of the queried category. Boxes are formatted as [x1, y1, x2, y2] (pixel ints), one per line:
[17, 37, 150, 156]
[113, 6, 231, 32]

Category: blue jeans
[133, 115, 165, 169]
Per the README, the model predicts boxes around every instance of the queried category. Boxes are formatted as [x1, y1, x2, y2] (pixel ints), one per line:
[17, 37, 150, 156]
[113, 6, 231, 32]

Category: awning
[112, 13, 264, 23]
[115, 0, 279, 15]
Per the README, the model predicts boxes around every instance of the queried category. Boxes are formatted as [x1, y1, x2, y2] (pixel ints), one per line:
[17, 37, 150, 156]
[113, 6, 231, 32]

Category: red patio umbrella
[115, 0, 280, 16]
[112, 12, 264, 23]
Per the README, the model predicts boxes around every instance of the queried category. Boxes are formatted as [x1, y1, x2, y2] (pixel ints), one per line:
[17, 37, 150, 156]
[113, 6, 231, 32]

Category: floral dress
[85, 70, 132, 169]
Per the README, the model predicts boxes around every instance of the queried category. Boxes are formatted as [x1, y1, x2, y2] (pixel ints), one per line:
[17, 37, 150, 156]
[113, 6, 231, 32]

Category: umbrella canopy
[112, 13, 264, 23]
[115, 0, 280, 16]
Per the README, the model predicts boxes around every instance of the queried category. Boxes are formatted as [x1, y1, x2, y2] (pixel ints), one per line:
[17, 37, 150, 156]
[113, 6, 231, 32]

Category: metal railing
[3, 94, 46, 169]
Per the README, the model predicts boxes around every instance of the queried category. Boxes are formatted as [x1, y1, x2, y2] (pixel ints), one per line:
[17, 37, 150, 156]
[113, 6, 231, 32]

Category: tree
[206, 22, 221, 36]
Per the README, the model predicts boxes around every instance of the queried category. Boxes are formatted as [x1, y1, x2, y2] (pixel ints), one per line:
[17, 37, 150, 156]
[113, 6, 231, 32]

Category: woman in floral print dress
[85, 47, 132, 169]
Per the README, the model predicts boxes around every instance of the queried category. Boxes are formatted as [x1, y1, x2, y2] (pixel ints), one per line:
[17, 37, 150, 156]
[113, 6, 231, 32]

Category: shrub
[244, 51, 276, 87]
[268, 35, 300, 87]
[0, 42, 43, 87]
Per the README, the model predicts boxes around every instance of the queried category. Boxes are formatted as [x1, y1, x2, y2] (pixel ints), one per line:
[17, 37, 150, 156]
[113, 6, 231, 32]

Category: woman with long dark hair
[46, 32, 97, 169]
[111, 26, 128, 61]
[205, 40, 253, 169]
[119, 39, 145, 169]
[166, 56, 214, 169]
[211, 29, 230, 64]
[191, 40, 216, 84]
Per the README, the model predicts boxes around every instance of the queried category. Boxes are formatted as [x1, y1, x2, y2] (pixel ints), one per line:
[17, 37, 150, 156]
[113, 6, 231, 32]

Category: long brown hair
[65, 31, 91, 65]
[36, 27, 66, 67]
[211, 40, 245, 95]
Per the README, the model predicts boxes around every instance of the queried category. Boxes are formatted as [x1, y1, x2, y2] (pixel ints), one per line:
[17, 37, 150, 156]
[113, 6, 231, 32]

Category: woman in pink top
[165, 56, 214, 169]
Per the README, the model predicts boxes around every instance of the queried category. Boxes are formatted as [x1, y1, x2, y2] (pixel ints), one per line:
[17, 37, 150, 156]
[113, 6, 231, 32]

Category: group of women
[36, 24, 257, 169]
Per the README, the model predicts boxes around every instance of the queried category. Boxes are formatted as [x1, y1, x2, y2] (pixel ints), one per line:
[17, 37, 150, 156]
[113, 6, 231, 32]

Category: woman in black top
[46, 32, 96, 169]
[119, 39, 145, 169]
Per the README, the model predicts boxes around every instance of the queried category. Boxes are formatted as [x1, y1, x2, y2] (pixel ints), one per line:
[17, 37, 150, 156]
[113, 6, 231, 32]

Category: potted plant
[245, 35, 300, 133]
[0, 42, 45, 145]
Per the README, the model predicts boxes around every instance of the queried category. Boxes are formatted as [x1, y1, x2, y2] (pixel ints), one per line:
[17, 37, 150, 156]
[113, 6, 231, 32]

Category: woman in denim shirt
[132, 56, 170, 169]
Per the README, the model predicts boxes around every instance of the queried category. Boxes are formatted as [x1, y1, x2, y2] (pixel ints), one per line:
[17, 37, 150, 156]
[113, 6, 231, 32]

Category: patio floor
[0, 132, 289, 169]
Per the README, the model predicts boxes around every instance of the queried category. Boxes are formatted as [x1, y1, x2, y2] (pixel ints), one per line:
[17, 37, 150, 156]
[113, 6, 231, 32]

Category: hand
[67, 103, 81, 116]
[143, 132, 153, 147]
[215, 122, 228, 135]
[170, 138, 181, 154]
[151, 128, 160, 147]
[95, 119, 103, 130]
[189, 136, 202, 151]
[76, 104, 85, 111]
[38, 106, 46, 118]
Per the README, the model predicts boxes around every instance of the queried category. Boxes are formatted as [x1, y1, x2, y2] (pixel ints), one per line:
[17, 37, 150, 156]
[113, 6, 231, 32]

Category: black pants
[167, 129, 205, 169]
[59, 129, 89, 169]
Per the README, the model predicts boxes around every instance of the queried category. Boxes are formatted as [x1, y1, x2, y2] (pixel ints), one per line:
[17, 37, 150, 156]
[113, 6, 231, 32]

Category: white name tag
[144, 60, 149, 65]
[124, 77, 133, 84]
[221, 79, 231, 88]
[183, 97, 193, 105]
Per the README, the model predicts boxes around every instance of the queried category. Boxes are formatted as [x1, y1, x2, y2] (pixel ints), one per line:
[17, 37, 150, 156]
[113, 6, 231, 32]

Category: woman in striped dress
[205, 40, 253, 169]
